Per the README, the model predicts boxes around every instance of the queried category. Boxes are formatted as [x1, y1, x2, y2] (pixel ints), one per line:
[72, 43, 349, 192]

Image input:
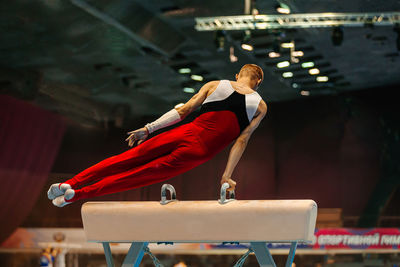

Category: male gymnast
[48, 64, 267, 207]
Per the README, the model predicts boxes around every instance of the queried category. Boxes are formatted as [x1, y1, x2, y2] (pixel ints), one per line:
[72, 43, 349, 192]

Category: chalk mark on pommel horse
[81, 183, 318, 267]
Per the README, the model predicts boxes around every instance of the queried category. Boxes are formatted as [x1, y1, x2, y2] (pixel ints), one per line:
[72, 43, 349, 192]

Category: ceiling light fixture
[229, 46, 238, 62]
[178, 68, 191, 74]
[276, 2, 290, 14]
[301, 62, 315, 68]
[300, 90, 310, 96]
[268, 51, 281, 58]
[282, 72, 293, 78]
[183, 87, 196, 93]
[291, 51, 304, 57]
[309, 68, 320, 75]
[241, 30, 253, 51]
[277, 61, 290, 68]
[241, 43, 254, 51]
[191, 74, 204, 81]
[316, 76, 329, 82]
[281, 42, 294, 48]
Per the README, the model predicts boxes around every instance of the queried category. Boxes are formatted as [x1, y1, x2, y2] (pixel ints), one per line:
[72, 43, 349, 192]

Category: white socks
[47, 183, 71, 200]
[52, 189, 75, 208]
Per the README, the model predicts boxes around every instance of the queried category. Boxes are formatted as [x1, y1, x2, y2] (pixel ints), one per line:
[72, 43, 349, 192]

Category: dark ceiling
[1, 0, 399, 128]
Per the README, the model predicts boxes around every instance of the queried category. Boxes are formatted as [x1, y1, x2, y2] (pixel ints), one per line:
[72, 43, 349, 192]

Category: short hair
[238, 64, 264, 82]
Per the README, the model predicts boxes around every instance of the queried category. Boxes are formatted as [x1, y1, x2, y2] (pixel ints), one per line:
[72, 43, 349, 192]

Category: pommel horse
[81, 183, 317, 267]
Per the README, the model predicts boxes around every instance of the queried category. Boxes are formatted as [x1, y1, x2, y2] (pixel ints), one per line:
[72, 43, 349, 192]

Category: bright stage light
[277, 61, 290, 68]
[241, 43, 254, 51]
[282, 72, 293, 78]
[308, 68, 320, 75]
[301, 62, 314, 68]
[178, 68, 191, 74]
[316, 76, 329, 82]
[281, 42, 294, 48]
[241, 30, 253, 51]
[268, 52, 281, 58]
[300, 90, 310, 96]
[191, 75, 204, 81]
[183, 87, 195, 93]
[291, 51, 304, 57]
[276, 3, 290, 14]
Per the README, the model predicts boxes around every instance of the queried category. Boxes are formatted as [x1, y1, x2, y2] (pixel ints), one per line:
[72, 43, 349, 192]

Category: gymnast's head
[236, 64, 264, 90]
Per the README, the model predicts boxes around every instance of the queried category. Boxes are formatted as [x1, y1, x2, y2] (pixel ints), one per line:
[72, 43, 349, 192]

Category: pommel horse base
[81, 183, 317, 267]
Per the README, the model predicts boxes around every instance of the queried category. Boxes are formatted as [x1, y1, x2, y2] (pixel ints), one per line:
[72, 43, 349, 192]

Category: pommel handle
[160, 184, 177, 205]
[218, 182, 235, 204]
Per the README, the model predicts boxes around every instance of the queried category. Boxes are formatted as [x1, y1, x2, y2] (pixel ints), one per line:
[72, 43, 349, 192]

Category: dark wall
[21, 89, 389, 228]
[0, 95, 66, 243]
[272, 96, 380, 215]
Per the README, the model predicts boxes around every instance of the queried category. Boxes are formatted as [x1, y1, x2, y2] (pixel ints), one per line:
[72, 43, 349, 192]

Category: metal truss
[195, 12, 400, 31]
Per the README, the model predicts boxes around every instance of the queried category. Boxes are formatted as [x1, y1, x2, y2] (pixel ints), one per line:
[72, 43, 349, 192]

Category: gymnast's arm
[175, 80, 219, 119]
[220, 100, 268, 191]
[126, 81, 218, 147]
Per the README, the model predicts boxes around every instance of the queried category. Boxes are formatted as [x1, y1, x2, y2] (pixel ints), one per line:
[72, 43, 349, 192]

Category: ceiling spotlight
[292, 83, 299, 88]
[277, 61, 290, 68]
[229, 46, 238, 62]
[178, 68, 191, 74]
[268, 52, 281, 58]
[214, 30, 226, 52]
[241, 43, 254, 51]
[281, 42, 294, 48]
[300, 90, 310, 96]
[301, 62, 315, 68]
[291, 57, 299, 63]
[183, 87, 196, 93]
[282, 72, 293, 78]
[276, 2, 290, 14]
[291, 51, 304, 57]
[175, 103, 184, 108]
[331, 26, 344, 46]
[241, 30, 253, 51]
[316, 76, 329, 82]
[191, 74, 204, 81]
[309, 68, 320, 75]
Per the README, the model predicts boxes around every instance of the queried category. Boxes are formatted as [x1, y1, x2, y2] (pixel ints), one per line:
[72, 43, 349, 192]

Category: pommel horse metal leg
[122, 242, 148, 267]
[251, 241, 297, 267]
[102, 242, 114, 267]
[251, 242, 276, 267]
[101, 242, 148, 267]
[285, 242, 298, 267]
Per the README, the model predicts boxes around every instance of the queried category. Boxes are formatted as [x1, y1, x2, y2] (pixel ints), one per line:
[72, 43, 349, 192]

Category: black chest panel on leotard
[199, 91, 250, 132]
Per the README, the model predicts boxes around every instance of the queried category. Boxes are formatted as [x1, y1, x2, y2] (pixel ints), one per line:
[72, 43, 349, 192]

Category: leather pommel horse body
[81, 184, 318, 267]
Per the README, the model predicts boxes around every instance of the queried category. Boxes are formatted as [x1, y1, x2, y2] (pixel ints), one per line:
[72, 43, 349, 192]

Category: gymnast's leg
[48, 125, 190, 200]
[52, 136, 208, 206]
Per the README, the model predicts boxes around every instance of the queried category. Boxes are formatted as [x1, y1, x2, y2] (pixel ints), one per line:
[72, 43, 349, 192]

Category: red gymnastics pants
[63, 123, 217, 202]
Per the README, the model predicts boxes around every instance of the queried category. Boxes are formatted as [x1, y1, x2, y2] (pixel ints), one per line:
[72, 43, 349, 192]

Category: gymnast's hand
[125, 127, 149, 147]
[220, 176, 237, 192]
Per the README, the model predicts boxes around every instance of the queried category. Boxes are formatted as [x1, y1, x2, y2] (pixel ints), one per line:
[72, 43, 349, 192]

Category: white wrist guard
[145, 109, 182, 134]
